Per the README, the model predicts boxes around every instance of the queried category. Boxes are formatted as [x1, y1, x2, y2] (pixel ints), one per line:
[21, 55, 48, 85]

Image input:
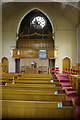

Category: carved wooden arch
[62, 57, 71, 72]
[2, 57, 8, 73]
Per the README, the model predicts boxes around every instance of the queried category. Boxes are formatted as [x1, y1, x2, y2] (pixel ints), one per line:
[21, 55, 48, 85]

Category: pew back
[1, 100, 74, 118]
[2, 88, 67, 101]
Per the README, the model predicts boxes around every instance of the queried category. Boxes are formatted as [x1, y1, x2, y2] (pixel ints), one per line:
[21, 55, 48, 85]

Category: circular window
[31, 16, 46, 29]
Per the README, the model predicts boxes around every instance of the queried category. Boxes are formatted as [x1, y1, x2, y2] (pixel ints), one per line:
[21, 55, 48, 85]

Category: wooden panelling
[11, 48, 57, 58]
[11, 49, 38, 58]
[47, 49, 54, 58]
[20, 66, 48, 74]
[25, 68, 38, 74]
[76, 63, 80, 75]
[17, 39, 54, 49]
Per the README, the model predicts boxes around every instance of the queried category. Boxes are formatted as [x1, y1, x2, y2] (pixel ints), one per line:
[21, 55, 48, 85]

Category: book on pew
[54, 90, 65, 94]
[62, 101, 73, 107]
[58, 90, 65, 94]
[53, 84, 62, 87]
[58, 101, 73, 108]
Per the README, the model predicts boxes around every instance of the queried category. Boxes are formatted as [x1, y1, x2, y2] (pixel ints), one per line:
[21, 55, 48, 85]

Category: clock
[31, 16, 46, 29]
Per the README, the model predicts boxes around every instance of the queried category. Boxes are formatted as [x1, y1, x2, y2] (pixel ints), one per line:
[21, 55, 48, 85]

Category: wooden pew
[0, 73, 54, 79]
[0, 82, 7, 85]
[69, 75, 78, 89]
[0, 73, 21, 81]
[20, 74, 53, 78]
[1, 79, 59, 84]
[15, 74, 55, 80]
[2, 83, 62, 94]
[70, 75, 80, 95]
[2, 87, 62, 95]
[0, 73, 52, 78]
[0, 76, 13, 81]
[1, 83, 64, 101]
[76, 76, 80, 95]
[0, 74, 57, 82]
[0, 73, 21, 83]
[0, 73, 55, 81]
[0, 79, 8, 82]
[4, 82, 62, 90]
[0, 74, 75, 119]
[0, 77, 13, 83]
[1, 99, 75, 118]
[14, 79, 59, 84]
[0, 73, 21, 77]
[15, 77, 55, 80]
[2, 89, 67, 101]
[0, 73, 21, 84]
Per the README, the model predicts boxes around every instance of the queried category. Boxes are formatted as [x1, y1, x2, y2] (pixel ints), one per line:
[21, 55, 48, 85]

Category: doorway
[2, 57, 8, 73]
[49, 59, 55, 67]
[15, 59, 20, 73]
[62, 57, 71, 71]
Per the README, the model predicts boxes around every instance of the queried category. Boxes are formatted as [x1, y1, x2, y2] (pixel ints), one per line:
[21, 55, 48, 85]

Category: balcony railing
[10, 48, 58, 59]
[10, 46, 58, 50]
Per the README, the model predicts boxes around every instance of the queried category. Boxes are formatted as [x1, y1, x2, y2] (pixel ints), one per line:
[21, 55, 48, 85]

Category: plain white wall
[77, 24, 80, 63]
[55, 30, 77, 71]
[2, 3, 78, 72]
[0, 5, 2, 63]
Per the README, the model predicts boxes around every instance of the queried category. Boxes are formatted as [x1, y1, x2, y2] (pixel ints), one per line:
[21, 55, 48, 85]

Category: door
[62, 57, 71, 71]
[2, 57, 8, 73]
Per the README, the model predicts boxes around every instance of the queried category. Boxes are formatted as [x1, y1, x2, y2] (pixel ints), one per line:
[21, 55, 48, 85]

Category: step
[63, 86, 73, 90]
[67, 90, 77, 95]
[60, 82, 70, 87]
[60, 79, 70, 82]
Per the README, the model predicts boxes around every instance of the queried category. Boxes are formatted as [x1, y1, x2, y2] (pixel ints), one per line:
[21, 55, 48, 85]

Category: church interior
[0, 1, 80, 119]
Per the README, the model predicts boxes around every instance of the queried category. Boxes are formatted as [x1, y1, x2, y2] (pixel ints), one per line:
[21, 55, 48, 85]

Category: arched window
[18, 9, 53, 37]
[16, 9, 54, 50]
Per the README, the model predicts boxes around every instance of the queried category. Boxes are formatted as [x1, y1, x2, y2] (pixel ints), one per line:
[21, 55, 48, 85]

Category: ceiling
[2, 2, 80, 27]
[1, 0, 80, 9]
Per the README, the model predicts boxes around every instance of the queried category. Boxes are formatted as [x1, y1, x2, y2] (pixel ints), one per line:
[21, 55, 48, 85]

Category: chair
[55, 67, 59, 72]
